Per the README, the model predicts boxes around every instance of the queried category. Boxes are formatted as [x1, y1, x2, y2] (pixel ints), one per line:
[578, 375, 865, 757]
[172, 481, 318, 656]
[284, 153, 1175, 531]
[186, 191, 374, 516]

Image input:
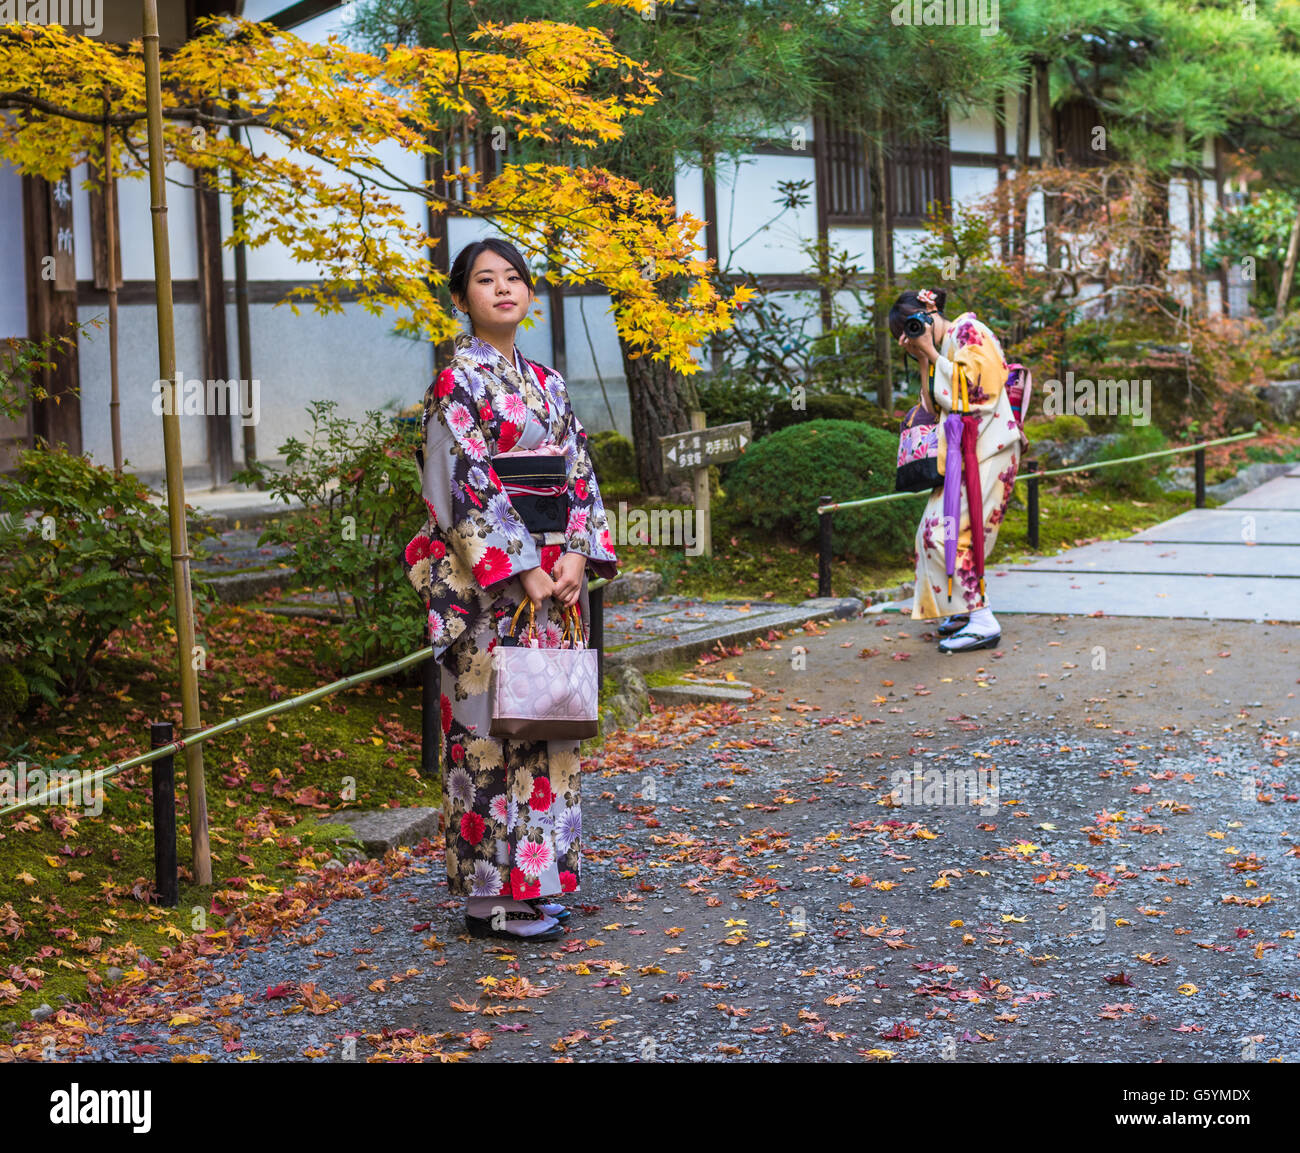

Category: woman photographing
[890, 288, 1021, 653]
[402, 238, 619, 940]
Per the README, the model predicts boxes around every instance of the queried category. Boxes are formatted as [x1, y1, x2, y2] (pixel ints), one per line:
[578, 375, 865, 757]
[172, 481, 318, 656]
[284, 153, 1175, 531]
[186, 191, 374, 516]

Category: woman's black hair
[887, 288, 948, 340]
[447, 238, 535, 327]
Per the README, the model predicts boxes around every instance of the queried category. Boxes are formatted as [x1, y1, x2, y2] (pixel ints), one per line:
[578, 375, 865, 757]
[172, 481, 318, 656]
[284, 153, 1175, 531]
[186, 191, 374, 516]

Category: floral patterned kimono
[402, 331, 619, 900]
[912, 312, 1023, 620]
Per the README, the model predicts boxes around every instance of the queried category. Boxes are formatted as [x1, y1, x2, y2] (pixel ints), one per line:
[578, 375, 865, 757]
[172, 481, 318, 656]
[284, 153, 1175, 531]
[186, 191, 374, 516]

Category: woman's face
[454, 252, 534, 331]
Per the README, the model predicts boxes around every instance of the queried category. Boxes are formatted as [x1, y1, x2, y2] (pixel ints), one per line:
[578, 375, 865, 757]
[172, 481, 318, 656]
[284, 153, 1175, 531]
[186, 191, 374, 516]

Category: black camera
[903, 311, 934, 339]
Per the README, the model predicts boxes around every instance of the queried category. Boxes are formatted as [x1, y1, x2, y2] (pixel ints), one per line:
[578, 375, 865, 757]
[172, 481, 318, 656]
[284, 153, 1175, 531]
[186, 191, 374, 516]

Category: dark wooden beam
[702, 144, 723, 375]
[994, 100, 1009, 263]
[811, 115, 832, 332]
[267, 0, 345, 31]
[194, 150, 233, 486]
[23, 174, 82, 455]
[427, 140, 455, 375]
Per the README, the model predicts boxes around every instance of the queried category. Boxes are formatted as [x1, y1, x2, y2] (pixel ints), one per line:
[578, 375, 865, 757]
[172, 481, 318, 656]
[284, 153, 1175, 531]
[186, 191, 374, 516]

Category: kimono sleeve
[402, 365, 540, 602]
[554, 376, 620, 581]
[932, 316, 1006, 414]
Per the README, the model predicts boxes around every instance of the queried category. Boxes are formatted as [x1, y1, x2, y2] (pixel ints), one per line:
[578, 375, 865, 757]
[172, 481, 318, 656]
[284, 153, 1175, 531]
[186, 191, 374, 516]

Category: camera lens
[903, 314, 928, 338]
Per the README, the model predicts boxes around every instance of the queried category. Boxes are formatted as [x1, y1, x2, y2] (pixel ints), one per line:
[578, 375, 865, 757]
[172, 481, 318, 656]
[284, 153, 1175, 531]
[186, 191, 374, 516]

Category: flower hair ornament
[917, 288, 937, 307]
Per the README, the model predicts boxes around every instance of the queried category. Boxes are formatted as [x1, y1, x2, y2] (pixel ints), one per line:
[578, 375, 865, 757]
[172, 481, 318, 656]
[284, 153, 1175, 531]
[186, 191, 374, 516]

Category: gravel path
[14, 615, 1298, 1063]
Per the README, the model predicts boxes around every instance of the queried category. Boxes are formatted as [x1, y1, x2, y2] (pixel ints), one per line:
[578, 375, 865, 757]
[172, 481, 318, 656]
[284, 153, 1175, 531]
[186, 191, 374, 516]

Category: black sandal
[937, 614, 970, 637]
[938, 629, 1001, 654]
[526, 897, 571, 923]
[465, 908, 564, 941]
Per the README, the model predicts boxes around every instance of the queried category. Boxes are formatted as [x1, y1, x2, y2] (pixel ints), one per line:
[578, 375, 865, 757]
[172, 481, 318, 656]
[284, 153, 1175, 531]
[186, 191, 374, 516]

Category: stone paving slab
[985, 569, 1299, 621]
[1129, 509, 1300, 545]
[1007, 540, 1300, 578]
[604, 600, 800, 645]
[605, 597, 863, 673]
[330, 807, 441, 857]
[1219, 475, 1300, 509]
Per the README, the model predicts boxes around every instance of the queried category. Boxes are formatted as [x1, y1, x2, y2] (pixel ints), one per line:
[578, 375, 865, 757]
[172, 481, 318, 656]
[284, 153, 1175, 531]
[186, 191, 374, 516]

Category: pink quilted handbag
[488, 601, 599, 740]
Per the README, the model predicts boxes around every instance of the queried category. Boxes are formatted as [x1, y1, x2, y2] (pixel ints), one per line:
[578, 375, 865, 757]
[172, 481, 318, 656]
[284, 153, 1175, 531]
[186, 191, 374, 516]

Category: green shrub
[724, 419, 914, 561]
[1091, 424, 1169, 499]
[0, 448, 206, 706]
[234, 401, 426, 671]
[696, 372, 781, 438]
[587, 430, 636, 486]
[0, 663, 28, 737]
[769, 392, 893, 433]
[1026, 414, 1090, 443]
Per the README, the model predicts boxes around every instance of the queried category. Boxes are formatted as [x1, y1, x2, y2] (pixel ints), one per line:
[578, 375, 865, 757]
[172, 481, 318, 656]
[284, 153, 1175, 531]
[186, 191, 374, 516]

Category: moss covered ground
[0, 601, 435, 1026]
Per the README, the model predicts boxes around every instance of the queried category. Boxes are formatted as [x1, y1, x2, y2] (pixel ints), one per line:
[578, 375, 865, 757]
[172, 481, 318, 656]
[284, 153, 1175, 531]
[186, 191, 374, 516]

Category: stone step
[330, 807, 441, 857]
[648, 680, 754, 706]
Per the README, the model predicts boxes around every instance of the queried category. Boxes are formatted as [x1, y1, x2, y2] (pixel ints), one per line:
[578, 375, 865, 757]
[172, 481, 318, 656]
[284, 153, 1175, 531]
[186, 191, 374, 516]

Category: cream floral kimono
[912, 312, 1022, 620]
[401, 331, 619, 900]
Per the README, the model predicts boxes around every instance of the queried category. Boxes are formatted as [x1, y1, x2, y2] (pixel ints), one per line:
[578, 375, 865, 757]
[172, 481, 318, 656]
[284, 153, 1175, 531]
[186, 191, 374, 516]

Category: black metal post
[150, 721, 178, 908]
[421, 653, 439, 779]
[1194, 447, 1206, 508]
[590, 582, 605, 687]
[818, 495, 832, 597]
[1026, 459, 1040, 550]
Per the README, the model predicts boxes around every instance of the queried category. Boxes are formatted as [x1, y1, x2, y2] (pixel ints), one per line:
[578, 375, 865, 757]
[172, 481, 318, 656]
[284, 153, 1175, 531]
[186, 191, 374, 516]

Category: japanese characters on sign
[659, 421, 752, 472]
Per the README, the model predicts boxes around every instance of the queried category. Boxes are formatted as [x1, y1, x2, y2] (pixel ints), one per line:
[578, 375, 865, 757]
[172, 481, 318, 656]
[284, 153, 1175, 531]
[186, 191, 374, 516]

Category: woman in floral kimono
[890, 288, 1022, 653]
[402, 238, 619, 940]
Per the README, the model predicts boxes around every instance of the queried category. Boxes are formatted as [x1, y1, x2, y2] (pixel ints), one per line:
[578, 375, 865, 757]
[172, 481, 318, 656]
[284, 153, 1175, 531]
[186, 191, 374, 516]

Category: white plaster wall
[951, 164, 999, 210]
[827, 224, 875, 271]
[76, 300, 208, 474]
[712, 152, 819, 274]
[0, 160, 26, 338]
[950, 104, 999, 154]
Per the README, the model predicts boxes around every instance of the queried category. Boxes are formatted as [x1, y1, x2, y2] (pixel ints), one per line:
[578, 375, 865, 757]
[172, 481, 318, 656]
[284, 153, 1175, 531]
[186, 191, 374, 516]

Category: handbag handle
[504, 599, 587, 646]
[561, 602, 586, 648]
[506, 598, 537, 641]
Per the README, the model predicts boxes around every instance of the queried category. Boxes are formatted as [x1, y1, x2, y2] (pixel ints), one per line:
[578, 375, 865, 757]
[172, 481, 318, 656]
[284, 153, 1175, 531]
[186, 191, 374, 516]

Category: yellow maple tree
[0, 10, 749, 373]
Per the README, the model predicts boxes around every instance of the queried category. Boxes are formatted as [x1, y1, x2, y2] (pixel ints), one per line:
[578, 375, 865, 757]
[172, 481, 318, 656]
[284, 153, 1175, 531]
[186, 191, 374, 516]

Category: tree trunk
[869, 108, 893, 410]
[619, 334, 693, 496]
[1035, 58, 1058, 272]
[1134, 167, 1172, 297]
[1188, 168, 1206, 314]
[1013, 76, 1031, 259]
[604, 144, 694, 497]
[1275, 200, 1300, 319]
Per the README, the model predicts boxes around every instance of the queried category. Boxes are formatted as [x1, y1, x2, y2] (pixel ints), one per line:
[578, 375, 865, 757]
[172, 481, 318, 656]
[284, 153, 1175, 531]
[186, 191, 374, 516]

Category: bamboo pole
[817, 431, 1259, 514]
[143, 0, 211, 886]
[0, 573, 614, 818]
[103, 85, 122, 475]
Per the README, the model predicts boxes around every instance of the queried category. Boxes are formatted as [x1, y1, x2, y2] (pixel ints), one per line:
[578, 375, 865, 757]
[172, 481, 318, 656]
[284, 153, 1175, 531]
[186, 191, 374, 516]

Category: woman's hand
[550, 551, 586, 608]
[520, 566, 556, 610]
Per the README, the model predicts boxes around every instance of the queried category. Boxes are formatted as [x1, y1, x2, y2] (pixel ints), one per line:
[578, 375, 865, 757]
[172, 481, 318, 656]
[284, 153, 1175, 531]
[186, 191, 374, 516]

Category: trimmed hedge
[724, 419, 915, 561]
[768, 392, 894, 434]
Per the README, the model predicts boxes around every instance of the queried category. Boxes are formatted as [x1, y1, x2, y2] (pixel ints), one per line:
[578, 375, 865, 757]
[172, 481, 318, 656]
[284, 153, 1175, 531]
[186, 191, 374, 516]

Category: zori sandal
[465, 908, 564, 941]
[937, 614, 971, 637]
[938, 629, 1001, 654]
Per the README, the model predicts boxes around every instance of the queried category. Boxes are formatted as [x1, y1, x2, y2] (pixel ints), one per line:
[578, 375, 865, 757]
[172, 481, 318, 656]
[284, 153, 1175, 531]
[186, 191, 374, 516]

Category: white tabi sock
[965, 607, 999, 637]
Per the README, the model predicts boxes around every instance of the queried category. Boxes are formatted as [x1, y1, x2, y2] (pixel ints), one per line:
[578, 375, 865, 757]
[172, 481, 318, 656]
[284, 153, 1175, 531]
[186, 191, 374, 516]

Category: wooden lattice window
[439, 120, 507, 209]
[819, 111, 951, 226]
[1055, 98, 1111, 167]
[888, 134, 951, 224]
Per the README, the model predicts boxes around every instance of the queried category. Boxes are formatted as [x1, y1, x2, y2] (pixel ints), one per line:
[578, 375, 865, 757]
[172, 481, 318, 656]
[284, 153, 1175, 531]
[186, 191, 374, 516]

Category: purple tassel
[942, 413, 965, 597]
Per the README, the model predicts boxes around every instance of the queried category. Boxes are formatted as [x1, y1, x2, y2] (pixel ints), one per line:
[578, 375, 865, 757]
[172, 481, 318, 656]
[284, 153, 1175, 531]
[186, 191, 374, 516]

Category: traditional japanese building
[0, 0, 1233, 488]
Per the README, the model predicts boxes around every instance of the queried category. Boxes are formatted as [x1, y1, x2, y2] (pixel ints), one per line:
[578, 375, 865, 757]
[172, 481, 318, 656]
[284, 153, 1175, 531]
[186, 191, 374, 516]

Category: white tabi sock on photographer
[964, 607, 999, 637]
